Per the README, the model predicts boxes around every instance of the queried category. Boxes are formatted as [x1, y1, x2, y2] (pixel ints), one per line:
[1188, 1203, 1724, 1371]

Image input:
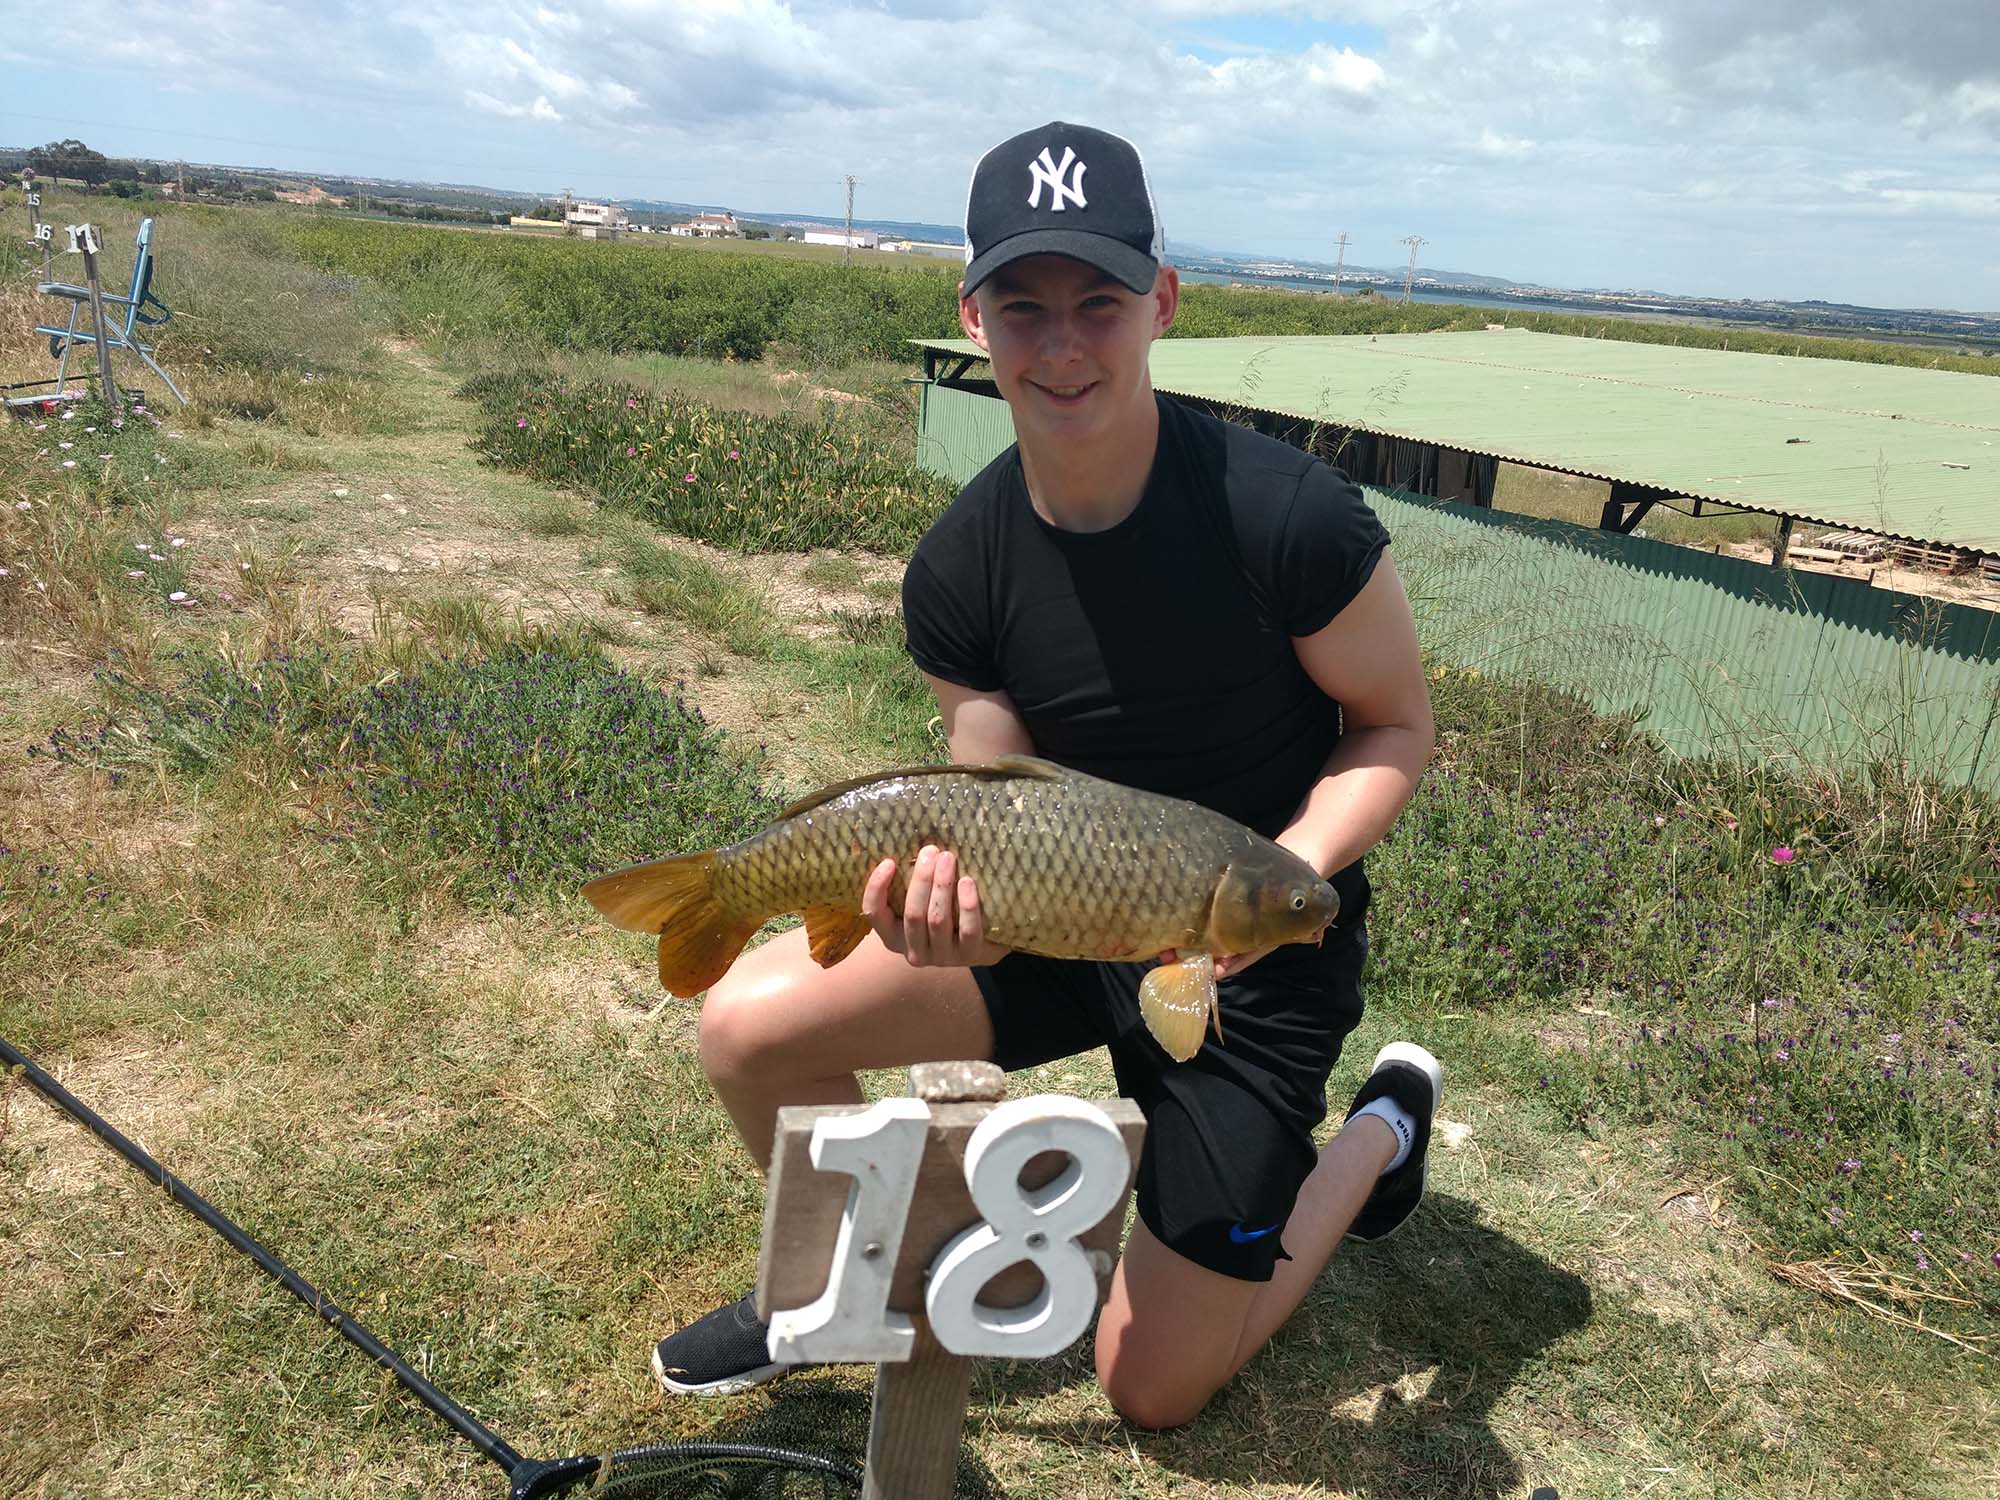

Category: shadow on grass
[1169, 1192, 1590, 1498]
[979, 1192, 1589, 1498]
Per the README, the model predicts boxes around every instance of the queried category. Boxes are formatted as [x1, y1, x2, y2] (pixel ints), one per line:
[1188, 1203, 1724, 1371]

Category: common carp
[582, 754, 1338, 1061]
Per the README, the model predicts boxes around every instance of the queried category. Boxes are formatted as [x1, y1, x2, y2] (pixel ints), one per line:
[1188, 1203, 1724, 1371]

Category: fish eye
[1290, 891, 1306, 911]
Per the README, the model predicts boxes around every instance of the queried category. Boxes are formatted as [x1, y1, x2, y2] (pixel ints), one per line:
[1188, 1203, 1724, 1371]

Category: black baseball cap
[961, 122, 1165, 297]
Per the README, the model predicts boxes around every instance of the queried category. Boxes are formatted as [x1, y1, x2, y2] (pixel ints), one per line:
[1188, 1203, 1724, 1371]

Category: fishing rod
[1, 1035, 861, 1499]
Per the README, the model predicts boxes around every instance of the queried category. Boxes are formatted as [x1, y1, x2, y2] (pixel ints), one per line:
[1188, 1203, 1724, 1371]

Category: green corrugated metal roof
[911, 329, 2000, 552]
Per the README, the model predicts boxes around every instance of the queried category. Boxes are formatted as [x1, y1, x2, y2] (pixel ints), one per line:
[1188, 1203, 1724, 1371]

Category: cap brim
[961, 230, 1160, 297]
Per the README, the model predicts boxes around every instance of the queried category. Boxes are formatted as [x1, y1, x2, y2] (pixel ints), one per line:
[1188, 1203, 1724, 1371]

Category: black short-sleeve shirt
[903, 392, 1389, 935]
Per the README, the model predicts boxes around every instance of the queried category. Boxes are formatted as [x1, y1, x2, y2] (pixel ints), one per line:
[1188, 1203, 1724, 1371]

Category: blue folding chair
[24, 217, 187, 408]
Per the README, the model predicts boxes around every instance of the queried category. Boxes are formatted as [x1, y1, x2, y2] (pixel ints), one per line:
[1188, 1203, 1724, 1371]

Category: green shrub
[344, 647, 781, 904]
[462, 371, 953, 554]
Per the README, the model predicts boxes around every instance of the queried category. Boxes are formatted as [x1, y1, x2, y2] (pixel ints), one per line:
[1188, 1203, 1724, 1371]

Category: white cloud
[466, 89, 563, 122]
[14, 1, 2000, 307]
[1476, 127, 1534, 158]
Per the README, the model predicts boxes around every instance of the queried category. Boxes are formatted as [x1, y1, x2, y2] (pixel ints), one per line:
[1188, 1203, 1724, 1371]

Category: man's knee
[697, 960, 810, 1085]
[1096, 1338, 1216, 1430]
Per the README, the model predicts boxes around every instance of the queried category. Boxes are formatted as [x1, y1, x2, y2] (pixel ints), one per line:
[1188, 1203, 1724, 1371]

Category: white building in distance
[802, 228, 879, 249]
[669, 212, 741, 238]
[566, 201, 627, 239]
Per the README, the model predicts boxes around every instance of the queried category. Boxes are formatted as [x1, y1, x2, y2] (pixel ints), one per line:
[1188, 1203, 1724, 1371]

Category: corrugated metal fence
[918, 381, 2000, 793]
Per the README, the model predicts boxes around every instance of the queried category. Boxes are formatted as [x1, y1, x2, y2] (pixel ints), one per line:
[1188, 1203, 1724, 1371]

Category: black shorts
[975, 924, 1367, 1282]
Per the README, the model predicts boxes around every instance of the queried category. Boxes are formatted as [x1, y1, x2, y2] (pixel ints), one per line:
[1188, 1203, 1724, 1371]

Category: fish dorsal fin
[988, 753, 1068, 779]
[775, 757, 1068, 820]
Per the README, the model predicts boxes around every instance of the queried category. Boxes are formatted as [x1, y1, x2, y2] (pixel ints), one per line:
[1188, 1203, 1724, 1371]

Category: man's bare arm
[1278, 554, 1435, 881]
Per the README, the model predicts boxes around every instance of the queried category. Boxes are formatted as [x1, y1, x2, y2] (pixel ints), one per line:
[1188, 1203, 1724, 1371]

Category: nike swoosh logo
[1228, 1222, 1281, 1243]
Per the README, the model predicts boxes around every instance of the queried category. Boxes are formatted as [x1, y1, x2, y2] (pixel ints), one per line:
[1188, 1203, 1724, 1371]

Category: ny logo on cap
[1026, 146, 1087, 212]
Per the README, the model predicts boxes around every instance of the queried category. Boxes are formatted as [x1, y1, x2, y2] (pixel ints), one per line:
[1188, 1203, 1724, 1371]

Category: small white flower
[239, 561, 251, 571]
[59, 410, 73, 421]
[58, 441, 72, 449]
[100, 454, 113, 461]
[0, 566, 10, 576]
[135, 542, 148, 551]
[170, 537, 187, 548]
[127, 569, 146, 578]
[84, 426, 96, 434]
[112, 419, 123, 429]
[34, 581, 46, 592]
[32, 423, 45, 432]
[168, 590, 188, 601]
[59, 460, 74, 468]
[332, 488, 349, 498]
[14, 500, 29, 510]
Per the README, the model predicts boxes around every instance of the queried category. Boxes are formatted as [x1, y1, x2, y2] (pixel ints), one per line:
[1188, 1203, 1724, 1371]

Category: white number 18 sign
[766, 1095, 1132, 1364]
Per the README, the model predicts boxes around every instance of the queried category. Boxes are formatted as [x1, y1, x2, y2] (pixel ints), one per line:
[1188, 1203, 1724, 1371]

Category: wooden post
[863, 1062, 1000, 1500]
[758, 1061, 1143, 1500]
[1770, 515, 1795, 569]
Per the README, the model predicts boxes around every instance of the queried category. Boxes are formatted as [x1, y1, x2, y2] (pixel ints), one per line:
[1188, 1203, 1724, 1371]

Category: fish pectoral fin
[1138, 954, 1217, 1063]
[802, 905, 872, 969]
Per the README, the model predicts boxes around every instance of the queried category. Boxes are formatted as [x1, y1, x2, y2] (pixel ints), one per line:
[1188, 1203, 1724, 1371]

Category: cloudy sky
[6, 1, 1998, 310]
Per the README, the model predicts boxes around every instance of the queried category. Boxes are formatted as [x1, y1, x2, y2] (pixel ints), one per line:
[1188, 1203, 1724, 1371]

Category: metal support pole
[75, 226, 123, 417]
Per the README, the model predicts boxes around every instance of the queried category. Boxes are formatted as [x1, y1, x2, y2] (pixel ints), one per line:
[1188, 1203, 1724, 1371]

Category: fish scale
[582, 755, 1338, 1061]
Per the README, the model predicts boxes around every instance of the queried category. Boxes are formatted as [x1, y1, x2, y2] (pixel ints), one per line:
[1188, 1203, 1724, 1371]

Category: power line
[842, 174, 857, 266]
[1332, 231, 1349, 295]
[1400, 234, 1427, 302]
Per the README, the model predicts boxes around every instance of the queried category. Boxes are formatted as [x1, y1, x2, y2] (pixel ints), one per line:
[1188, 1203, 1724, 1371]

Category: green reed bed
[274, 215, 2000, 375]
[462, 371, 954, 553]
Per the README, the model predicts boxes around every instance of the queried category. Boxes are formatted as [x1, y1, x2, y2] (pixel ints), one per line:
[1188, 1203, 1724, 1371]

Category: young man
[651, 122, 1441, 1430]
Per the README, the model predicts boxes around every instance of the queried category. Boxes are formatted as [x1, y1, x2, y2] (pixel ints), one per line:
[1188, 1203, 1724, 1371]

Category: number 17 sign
[756, 1087, 1144, 1363]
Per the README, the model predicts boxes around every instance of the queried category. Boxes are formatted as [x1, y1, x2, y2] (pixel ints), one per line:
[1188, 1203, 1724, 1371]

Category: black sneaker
[1342, 1042, 1443, 1244]
[651, 1292, 788, 1396]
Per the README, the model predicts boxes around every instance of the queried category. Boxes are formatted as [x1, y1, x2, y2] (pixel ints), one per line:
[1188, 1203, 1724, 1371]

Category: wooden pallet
[1981, 555, 2000, 584]
[1814, 530, 1885, 562]
[1885, 539, 1979, 574]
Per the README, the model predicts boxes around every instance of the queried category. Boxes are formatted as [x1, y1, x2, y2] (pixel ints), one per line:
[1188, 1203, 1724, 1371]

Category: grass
[2, 203, 1997, 1500]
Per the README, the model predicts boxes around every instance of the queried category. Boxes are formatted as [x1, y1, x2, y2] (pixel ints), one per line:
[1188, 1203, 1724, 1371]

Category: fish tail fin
[583, 852, 759, 998]
[1138, 954, 1217, 1063]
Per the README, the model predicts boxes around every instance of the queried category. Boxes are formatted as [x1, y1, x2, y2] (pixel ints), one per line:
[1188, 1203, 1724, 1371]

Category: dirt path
[198, 342, 905, 786]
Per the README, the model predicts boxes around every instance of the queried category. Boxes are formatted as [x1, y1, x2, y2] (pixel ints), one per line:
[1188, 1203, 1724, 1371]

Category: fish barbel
[582, 754, 1338, 1061]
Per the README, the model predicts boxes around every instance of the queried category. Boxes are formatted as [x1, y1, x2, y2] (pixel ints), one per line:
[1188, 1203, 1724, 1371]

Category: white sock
[1350, 1097, 1416, 1174]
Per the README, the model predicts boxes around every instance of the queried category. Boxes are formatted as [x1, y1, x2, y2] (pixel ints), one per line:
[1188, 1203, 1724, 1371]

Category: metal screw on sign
[63, 223, 123, 418]
[759, 1062, 1144, 1499]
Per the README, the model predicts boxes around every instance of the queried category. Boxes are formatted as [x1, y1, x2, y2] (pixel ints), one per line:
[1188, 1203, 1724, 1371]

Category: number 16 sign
[756, 1090, 1144, 1363]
